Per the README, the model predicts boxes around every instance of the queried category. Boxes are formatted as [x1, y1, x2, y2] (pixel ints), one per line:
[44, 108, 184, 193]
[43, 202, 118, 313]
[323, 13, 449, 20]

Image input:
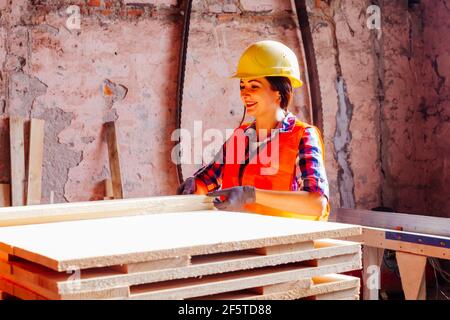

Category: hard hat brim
[229, 72, 303, 88]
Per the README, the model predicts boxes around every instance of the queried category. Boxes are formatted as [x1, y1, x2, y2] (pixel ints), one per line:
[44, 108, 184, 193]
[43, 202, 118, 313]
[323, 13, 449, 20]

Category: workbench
[330, 208, 450, 300]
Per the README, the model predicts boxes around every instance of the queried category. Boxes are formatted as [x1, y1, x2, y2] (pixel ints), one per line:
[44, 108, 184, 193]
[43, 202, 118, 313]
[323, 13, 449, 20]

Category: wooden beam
[0, 184, 11, 207]
[362, 246, 384, 300]
[361, 227, 449, 259]
[0, 195, 214, 227]
[396, 251, 427, 300]
[336, 226, 450, 260]
[26, 119, 45, 205]
[105, 122, 123, 199]
[104, 179, 113, 198]
[332, 208, 450, 237]
[9, 117, 26, 206]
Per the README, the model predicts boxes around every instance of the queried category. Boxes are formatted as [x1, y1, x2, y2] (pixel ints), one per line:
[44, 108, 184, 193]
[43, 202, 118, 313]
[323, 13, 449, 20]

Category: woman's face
[240, 77, 280, 118]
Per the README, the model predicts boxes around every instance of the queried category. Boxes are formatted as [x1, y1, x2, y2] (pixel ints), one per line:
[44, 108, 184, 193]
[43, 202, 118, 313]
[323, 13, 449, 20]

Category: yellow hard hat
[231, 40, 303, 88]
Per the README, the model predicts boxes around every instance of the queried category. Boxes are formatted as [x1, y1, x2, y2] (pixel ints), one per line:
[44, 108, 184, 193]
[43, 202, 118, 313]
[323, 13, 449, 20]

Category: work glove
[207, 186, 256, 212]
[176, 177, 197, 195]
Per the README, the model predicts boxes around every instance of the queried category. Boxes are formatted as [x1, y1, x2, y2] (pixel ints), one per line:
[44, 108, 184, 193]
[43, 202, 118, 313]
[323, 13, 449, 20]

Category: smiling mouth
[246, 102, 257, 108]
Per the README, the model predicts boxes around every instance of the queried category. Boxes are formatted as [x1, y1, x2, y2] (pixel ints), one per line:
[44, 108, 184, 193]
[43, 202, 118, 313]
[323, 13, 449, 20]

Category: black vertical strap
[294, 0, 323, 132]
[238, 135, 251, 186]
[175, 0, 193, 185]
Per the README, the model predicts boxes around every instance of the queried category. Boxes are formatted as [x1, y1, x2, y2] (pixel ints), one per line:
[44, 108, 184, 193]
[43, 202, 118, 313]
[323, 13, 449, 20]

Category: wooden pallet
[0, 238, 361, 300]
[0, 208, 362, 300]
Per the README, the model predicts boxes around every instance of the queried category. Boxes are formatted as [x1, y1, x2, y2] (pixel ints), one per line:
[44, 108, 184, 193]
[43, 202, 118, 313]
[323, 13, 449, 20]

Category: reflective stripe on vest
[221, 119, 329, 221]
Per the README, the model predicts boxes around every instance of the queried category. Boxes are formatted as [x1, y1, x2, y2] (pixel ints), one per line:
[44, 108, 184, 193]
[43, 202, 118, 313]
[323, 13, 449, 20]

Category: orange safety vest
[217, 119, 330, 221]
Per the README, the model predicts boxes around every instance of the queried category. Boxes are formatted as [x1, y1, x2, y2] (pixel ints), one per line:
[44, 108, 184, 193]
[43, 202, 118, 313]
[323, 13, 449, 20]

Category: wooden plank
[0, 211, 362, 272]
[332, 208, 450, 237]
[251, 241, 314, 255]
[362, 246, 383, 300]
[2, 240, 361, 295]
[128, 254, 361, 300]
[249, 279, 312, 295]
[104, 179, 113, 198]
[0, 195, 214, 227]
[361, 227, 449, 260]
[303, 253, 359, 267]
[0, 184, 11, 207]
[0, 291, 9, 300]
[0, 273, 129, 300]
[396, 251, 427, 300]
[9, 117, 26, 206]
[111, 256, 191, 274]
[192, 274, 360, 300]
[0, 277, 46, 300]
[0, 251, 9, 261]
[105, 122, 123, 199]
[311, 287, 359, 300]
[26, 119, 45, 205]
[0, 261, 12, 275]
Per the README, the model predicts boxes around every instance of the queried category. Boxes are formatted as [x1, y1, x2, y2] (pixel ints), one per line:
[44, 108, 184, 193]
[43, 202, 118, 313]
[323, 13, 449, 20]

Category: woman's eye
[251, 86, 259, 89]
[240, 86, 245, 90]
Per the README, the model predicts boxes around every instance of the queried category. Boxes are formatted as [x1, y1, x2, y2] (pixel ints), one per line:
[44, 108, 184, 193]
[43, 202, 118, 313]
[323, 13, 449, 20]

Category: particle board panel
[9, 117, 26, 206]
[2, 240, 360, 295]
[26, 119, 45, 206]
[0, 211, 362, 272]
[0, 195, 214, 227]
[191, 273, 360, 300]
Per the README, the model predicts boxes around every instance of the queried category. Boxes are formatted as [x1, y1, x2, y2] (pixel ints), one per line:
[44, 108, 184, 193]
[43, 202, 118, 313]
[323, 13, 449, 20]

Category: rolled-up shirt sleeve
[295, 127, 330, 200]
[193, 144, 225, 192]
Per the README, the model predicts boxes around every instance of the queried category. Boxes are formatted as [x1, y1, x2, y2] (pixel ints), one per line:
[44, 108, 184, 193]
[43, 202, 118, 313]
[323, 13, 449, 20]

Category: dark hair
[265, 76, 293, 110]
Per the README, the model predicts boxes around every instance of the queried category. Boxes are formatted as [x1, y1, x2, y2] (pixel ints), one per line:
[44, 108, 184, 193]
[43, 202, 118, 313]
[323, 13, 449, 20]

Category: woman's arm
[254, 189, 328, 217]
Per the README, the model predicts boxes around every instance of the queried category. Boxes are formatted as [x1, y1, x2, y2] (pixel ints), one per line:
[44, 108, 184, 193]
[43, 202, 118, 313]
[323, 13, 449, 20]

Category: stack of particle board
[0, 210, 362, 300]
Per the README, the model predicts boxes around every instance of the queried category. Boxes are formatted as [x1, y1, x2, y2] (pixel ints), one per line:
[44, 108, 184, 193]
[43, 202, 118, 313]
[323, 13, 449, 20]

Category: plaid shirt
[194, 113, 329, 200]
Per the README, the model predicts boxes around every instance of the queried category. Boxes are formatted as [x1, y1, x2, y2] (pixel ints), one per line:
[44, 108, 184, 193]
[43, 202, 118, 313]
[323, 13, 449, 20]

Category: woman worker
[177, 40, 330, 221]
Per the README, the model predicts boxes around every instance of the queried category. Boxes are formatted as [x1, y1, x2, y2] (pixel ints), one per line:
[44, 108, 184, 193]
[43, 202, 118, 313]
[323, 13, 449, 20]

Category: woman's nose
[241, 88, 250, 97]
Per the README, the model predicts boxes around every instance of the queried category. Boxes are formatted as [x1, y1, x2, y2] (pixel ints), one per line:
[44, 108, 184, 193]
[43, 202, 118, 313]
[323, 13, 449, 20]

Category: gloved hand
[207, 186, 256, 212]
[176, 177, 197, 195]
